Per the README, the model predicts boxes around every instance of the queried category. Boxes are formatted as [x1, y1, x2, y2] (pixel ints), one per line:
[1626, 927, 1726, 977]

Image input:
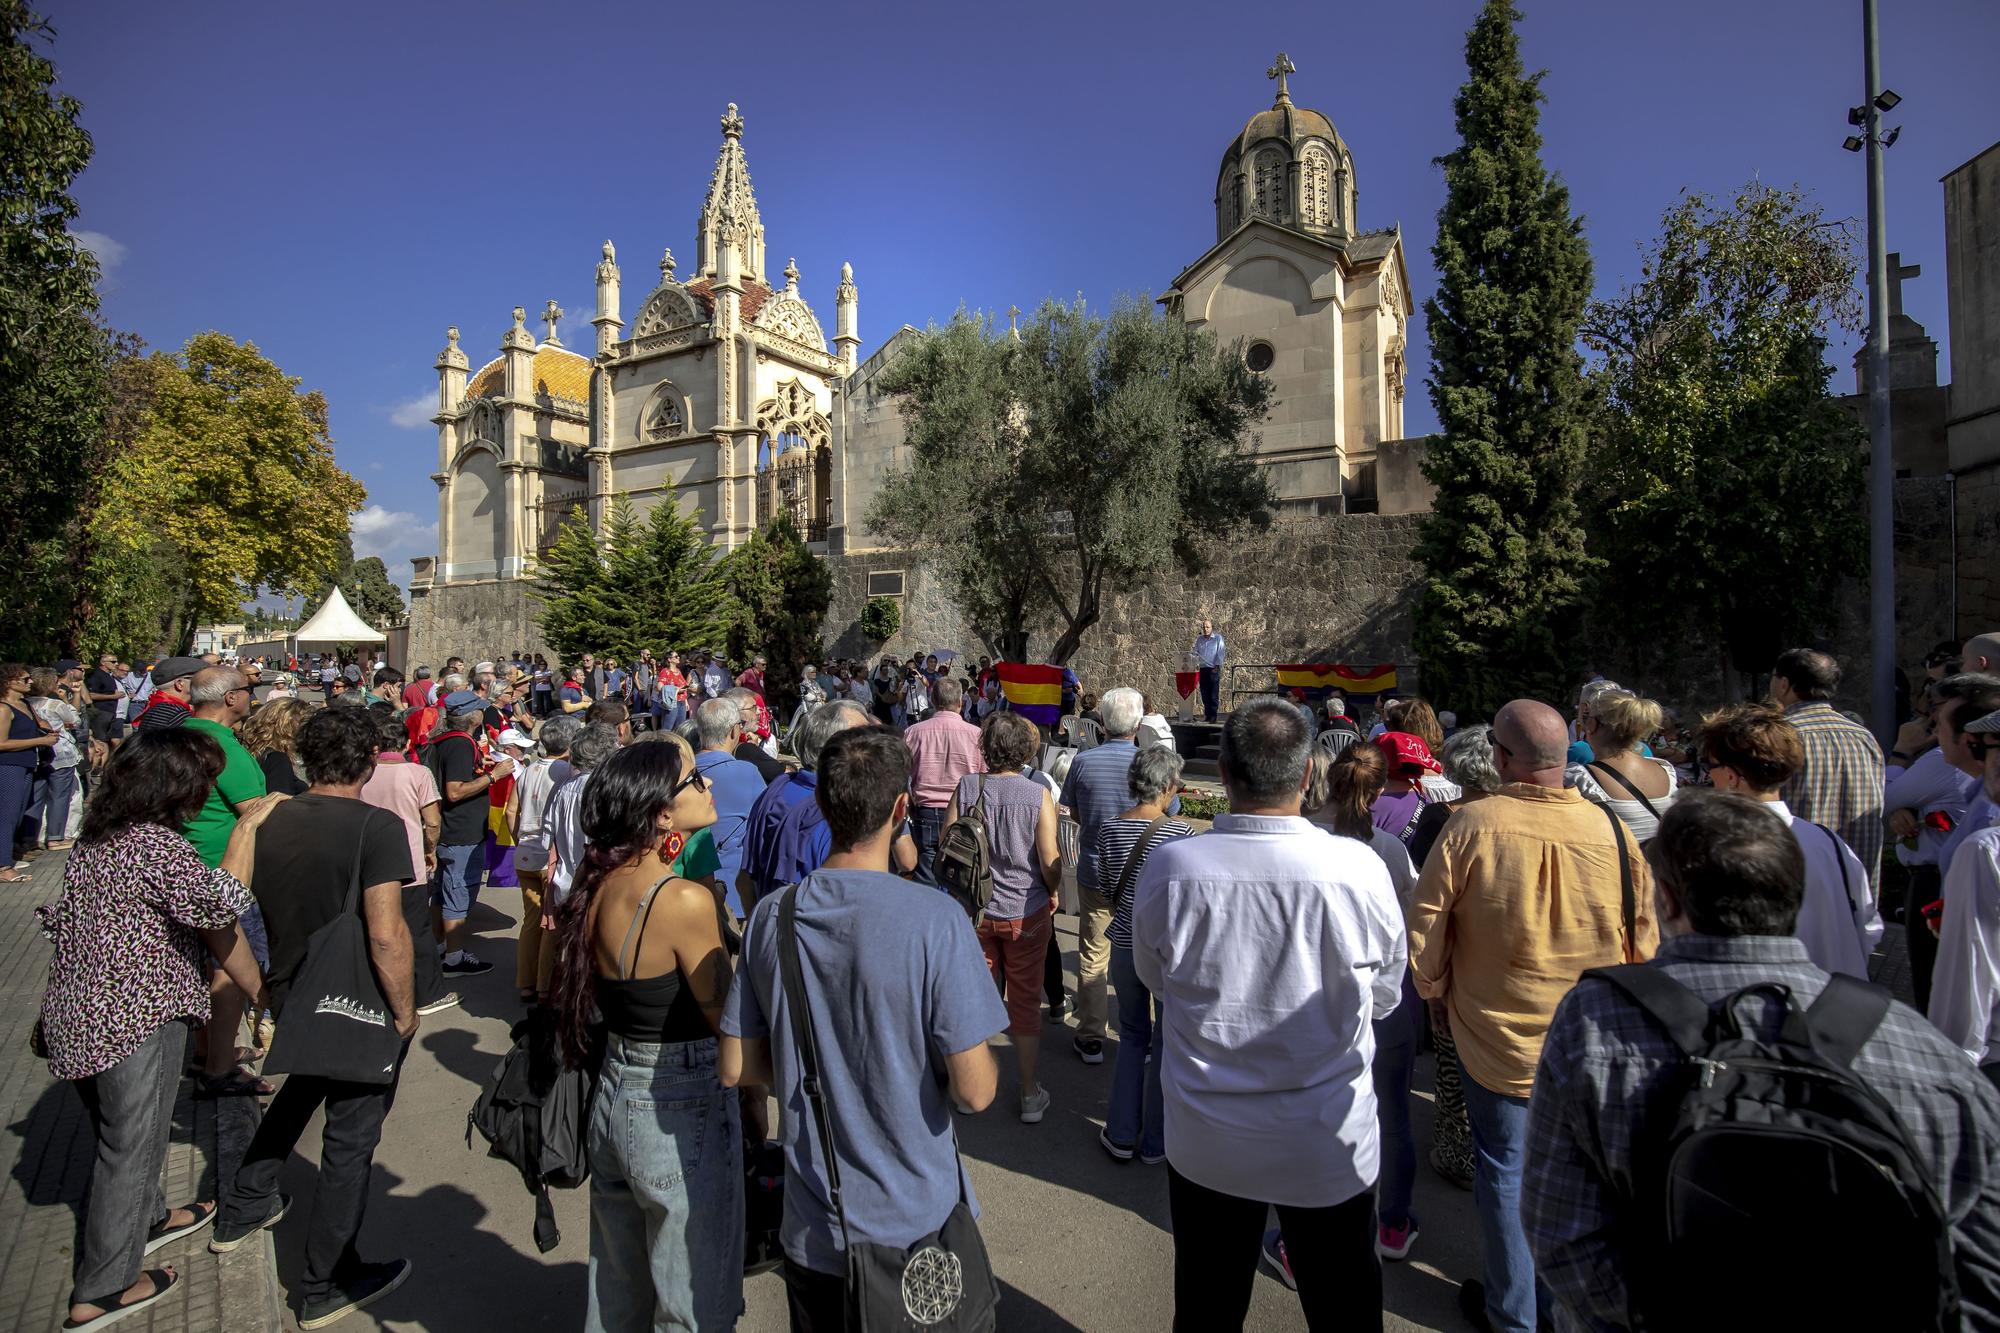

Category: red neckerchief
[136, 695, 190, 725]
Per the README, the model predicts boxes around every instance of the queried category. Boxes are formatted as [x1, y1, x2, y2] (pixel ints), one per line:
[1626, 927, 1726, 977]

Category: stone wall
[822, 514, 1427, 707]
[405, 577, 553, 674]
[1955, 461, 2000, 636]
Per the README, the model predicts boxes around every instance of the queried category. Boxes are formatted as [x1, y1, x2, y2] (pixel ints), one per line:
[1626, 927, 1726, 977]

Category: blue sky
[46, 0, 2000, 593]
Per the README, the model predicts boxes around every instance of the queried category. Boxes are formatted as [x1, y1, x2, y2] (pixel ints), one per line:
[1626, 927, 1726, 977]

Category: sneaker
[416, 991, 461, 1016]
[441, 953, 493, 977]
[1097, 1127, 1134, 1161]
[1377, 1218, 1418, 1261]
[1072, 1035, 1104, 1065]
[1260, 1227, 1296, 1291]
[1019, 1087, 1051, 1124]
[298, 1258, 412, 1329]
[1047, 996, 1071, 1022]
[1139, 1146, 1167, 1166]
[209, 1194, 291, 1253]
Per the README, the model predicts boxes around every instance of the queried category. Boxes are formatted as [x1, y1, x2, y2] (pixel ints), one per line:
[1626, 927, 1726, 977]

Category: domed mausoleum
[1164, 54, 1414, 514]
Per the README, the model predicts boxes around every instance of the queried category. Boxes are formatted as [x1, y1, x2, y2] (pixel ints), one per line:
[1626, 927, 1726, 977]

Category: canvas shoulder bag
[778, 881, 999, 1332]
[263, 818, 407, 1085]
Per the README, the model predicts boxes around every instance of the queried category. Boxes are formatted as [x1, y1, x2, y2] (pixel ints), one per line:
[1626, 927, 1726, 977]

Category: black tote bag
[262, 830, 407, 1085]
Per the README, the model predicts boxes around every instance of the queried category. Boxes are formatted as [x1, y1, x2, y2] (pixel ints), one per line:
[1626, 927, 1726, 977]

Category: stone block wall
[1956, 462, 2000, 637]
[405, 578, 553, 674]
[821, 514, 1427, 708]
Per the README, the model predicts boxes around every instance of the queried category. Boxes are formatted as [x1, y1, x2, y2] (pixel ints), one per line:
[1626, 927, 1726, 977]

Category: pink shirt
[362, 754, 441, 883]
[904, 712, 986, 809]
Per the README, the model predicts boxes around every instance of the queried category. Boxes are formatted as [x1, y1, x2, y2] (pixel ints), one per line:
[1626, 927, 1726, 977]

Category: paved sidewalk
[0, 850, 284, 1333]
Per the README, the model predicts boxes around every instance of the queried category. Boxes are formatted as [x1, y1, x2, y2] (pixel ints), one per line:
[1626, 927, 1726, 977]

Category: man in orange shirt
[1409, 699, 1656, 1333]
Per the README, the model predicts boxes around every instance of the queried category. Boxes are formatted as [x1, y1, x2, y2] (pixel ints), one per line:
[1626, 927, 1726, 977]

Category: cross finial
[1267, 52, 1296, 105]
[541, 299, 564, 346]
[1885, 251, 1922, 319]
[720, 102, 743, 139]
[1007, 305, 1021, 333]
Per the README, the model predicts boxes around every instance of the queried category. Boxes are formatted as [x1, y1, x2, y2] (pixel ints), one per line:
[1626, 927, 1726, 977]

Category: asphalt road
[258, 887, 1482, 1333]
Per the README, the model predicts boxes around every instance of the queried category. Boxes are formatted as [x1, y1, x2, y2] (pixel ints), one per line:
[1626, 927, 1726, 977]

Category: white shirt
[1138, 714, 1177, 751]
[544, 769, 591, 903]
[1131, 813, 1405, 1208]
[1769, 799, 1882, 979]
[1931, 822, 2000, 1068]
[1885, 748, 1978, 868]
[513, 756, 575, 870]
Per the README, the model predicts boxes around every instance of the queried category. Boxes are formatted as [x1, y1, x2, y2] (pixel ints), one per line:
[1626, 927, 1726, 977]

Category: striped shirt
[1097, 817, 1193, 947]
[1779, 702, 1885, 897]
[1527, 933, 2000, 1330]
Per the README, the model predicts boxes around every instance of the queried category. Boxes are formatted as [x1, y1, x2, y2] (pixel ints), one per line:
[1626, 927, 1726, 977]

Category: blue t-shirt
[695, 749, 769, 913]
[723, 868, 1007, 1275]
[558, 683, 585, 707]
[742, 770, 832, 913]
[1059, 740, 1178, 891]
[606, 667, 629, 698]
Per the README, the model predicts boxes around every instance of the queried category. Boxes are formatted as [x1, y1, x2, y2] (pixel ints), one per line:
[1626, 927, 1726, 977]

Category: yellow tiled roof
[464, 345, 593, 402]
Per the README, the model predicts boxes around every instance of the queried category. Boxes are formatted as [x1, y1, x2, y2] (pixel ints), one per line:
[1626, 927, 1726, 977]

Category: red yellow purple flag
[995, 662, 1064, 726]
[1273, 663, 1398, 695]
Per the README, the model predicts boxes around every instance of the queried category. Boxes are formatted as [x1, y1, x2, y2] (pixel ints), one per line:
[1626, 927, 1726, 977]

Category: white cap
[496, 727, 534, 751]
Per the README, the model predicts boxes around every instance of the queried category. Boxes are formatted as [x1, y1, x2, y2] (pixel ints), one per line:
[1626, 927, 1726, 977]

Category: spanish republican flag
[1274, 663, 1399, 695]
[996, 662, 1064, 727]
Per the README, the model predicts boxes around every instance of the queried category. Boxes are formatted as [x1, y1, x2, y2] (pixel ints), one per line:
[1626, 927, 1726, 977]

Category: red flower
[1924, 810, 1957, 835]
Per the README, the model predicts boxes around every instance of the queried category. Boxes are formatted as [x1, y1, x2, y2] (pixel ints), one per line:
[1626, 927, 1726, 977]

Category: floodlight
[1843, 136, 1865, 152]
[1874, 89, 1902, 111]
[1883, 126, 1901, 148]
[1848, 105, 1867, 126]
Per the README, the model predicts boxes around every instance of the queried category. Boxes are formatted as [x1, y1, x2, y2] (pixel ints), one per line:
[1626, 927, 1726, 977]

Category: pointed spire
[783, 257, 800, 294]
[697, 100, 765, 282]
[596, 239, 618, 284]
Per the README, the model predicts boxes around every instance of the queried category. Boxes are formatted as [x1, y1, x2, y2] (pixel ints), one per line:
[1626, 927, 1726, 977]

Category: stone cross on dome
[1267, 52, 1296, 105]
[541, 299, 565, 346]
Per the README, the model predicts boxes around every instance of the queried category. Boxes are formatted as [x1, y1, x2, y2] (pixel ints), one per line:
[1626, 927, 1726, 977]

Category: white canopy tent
[290, 586, 385, 647]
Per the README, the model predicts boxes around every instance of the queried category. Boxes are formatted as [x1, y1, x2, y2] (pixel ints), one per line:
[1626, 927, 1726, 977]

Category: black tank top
[596, 875, 712, 1043]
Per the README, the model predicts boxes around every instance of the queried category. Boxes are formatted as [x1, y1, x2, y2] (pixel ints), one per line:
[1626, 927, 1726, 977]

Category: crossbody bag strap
[778, 881, 853, 1253]
[1114, 815, 1174, 906]
[1598, 800, 1637, 961]
[614, 875, 675, 979]
[342, 820, 369, 917]
[1587, 760, 1666, 822]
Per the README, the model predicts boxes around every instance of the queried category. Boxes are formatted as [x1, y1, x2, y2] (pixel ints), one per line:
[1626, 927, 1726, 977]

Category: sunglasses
[1968, 737, 2000, 762]
[668, 767, 710, 800]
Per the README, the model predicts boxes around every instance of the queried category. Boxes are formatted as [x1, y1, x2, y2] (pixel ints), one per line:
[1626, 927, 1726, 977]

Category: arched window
[1252, 149, 1286, 220]
[1300, 145, 1333, 230]
[642, 384, 685, 442]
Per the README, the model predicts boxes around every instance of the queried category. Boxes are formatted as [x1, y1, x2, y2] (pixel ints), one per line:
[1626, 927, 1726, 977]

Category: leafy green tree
[1582, 183, 1865, 694]
[299, 534, 405, 628]
[535, 490, 737, 665]
[0, 2, 110, 659]
[724, 514, 834, 699]
[869, 299, 1272, 664]
[1414, 0, 1596, 715]
[859, 597, 901, 643]
[93, 332, 367, 650]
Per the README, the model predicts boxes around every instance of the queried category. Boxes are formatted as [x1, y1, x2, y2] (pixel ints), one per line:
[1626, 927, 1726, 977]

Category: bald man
[1966, 633, 2000, 678]
[1409, 699, 1658, 1333]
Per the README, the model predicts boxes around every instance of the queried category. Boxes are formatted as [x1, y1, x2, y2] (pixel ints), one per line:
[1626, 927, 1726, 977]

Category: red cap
[1374, 730, 1440, 775]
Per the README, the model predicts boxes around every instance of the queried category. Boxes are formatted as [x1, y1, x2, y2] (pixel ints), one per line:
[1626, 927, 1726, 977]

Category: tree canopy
[300, 534, 405, 628]
[534, 490, 737, 665]
[868, 298, 1273, 664]
[1413, 0, 1596, 716]
[90, 332, 367, 651]
[1582, 182, 1865, 691]
[725, 514, 833, 700]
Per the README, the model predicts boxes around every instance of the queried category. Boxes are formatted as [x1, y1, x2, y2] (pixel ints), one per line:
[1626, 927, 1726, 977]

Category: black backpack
[1585, 964, 1960, 1331]
[935, 775, 996, 923]
[467, 1008, 593, 1254]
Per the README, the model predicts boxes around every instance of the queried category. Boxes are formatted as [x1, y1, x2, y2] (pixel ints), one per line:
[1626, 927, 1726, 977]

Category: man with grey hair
[903, 675, 983, 884]
[1058, 685, 1162, 1063]
[694, 696, 771, 915]
[725, 685, 786, 783]
[1410, 699, 1658, 1332]
[1131, 696, 1403, 1326]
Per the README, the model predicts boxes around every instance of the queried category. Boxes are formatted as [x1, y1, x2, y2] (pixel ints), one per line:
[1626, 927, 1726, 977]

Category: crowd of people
[18, 626, 2000, 1331]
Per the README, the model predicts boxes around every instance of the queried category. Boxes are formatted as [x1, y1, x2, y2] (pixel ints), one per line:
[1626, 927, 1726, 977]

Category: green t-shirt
[670, 826, 721, 883]
[180, 716, 269, 868]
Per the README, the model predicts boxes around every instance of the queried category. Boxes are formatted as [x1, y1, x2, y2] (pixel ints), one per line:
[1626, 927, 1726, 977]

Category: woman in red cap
[1371, 731, 1443, 847]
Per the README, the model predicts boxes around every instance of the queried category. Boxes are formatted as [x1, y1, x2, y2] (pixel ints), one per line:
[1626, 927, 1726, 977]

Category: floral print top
[37, 822, 254, 1080]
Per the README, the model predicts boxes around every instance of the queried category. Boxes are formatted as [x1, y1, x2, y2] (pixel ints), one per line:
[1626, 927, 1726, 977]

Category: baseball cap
[1374, 731, 1441, 775]
[55, 658, 80, 673]
[1963, 708, 2000, 735]
[150, 656, 208, 686]
[496, 727, 534, 751]
[441, 689, 481, 711]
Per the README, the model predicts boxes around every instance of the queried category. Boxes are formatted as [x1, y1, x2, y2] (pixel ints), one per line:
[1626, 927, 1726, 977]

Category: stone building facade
[1945, 142, 2000, 637]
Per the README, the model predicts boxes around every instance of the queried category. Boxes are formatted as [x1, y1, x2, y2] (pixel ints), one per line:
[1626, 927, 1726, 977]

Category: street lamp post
[1850, 0, 1901, 746]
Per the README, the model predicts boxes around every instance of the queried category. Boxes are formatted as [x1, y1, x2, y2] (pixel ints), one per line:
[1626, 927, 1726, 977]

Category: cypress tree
[1414, 0, 1594, 716]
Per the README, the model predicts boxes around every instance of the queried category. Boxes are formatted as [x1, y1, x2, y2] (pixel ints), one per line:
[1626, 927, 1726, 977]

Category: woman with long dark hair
[0, 662, 58, 882]
[1303, 741, 1426, 1264]
[37, 730, 278, 1329]
[552, 741, 745, 1331]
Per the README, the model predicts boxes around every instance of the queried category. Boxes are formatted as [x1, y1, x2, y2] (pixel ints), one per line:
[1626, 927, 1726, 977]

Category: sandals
[0, 869, 30, 884]
[145, 1201, 216, 1254]
[196, 1069, 276, 1098]
[63, 1267, 179, 1330]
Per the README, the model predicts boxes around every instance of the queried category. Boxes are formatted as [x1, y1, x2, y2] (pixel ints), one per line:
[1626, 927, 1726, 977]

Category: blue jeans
[1463, 1076, 1552, 1332]
[912, 805, 947, 885]
[29, 764, 79, 845]
[432, 841, 486, 920]
[1372, 971, 1423, 1229]
[586, 1035, 743, 1332]
[1107, 944, 1165, 1158]
[0, 763, 32, 865]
